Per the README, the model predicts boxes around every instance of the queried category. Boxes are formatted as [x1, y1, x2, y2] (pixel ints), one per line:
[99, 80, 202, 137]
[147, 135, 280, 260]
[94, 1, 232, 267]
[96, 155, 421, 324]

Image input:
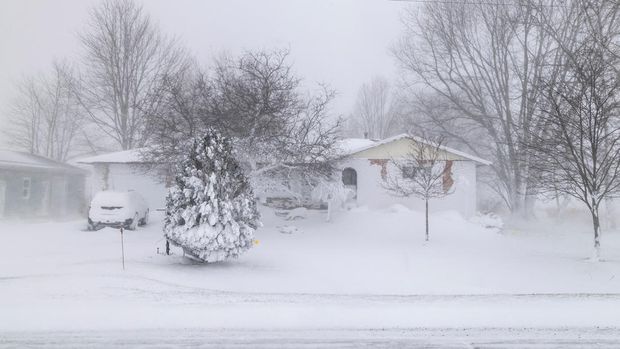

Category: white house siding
[340, 158, 478, 217]
[89, 163, 168, 210]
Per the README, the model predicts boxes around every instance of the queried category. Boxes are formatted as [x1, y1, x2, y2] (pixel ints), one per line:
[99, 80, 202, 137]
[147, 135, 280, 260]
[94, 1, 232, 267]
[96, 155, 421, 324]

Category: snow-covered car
[87, 191, 149, 230]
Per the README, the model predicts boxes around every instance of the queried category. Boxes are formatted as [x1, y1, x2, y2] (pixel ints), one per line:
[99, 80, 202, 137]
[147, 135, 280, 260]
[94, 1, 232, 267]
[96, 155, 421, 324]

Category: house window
[402, 165, 419, 179]
[22, 177, 31, 200]
[342, 168, 357, 187]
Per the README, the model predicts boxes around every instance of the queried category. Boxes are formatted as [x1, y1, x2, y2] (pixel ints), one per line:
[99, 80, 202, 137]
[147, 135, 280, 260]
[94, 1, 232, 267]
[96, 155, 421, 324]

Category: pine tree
[164, 129, 260, 262]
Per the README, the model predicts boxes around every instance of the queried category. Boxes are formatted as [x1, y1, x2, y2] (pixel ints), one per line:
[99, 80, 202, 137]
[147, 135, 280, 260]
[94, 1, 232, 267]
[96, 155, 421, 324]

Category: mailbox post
[120, 226, 125, 270]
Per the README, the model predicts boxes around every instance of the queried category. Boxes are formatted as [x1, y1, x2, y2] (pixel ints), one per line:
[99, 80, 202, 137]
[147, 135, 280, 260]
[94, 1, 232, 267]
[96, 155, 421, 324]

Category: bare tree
[142, 63, 208, 166]
[214, 50, 342, 195]
[145, 49, 342, 201]
[76, 0, 189, 150]
[4, 77, 43, 155]
[346, 76, 401, 139]
[393, 0, 575, 215]
[531, 0, 620, 261]
[383, 134, 455, 241]
[4, 61, 83, 162]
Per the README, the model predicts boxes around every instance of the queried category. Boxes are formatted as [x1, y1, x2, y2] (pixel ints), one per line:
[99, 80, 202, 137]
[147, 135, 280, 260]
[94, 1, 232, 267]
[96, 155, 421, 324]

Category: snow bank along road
[2, 205, 620, 344]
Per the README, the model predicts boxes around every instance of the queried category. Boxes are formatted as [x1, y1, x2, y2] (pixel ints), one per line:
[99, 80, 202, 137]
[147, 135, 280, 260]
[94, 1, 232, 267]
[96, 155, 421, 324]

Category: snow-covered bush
[387, 204, 412, 214]
[311, 179, 352, 221]
[471, 212, 504, 231]
[278, 225, 301, 234]
[164, 129, 261, 263]
[285, 207, 308, 221]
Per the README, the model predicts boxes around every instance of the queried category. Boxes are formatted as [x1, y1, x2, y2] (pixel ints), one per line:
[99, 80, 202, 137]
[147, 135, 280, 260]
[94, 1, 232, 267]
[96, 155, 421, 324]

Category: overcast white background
[0, 0, 410, 146]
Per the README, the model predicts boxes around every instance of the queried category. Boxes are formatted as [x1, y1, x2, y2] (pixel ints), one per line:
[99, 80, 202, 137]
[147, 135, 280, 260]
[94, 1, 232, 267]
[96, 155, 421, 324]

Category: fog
[0, 0, 407, 147]
[2, 0, 620, 345]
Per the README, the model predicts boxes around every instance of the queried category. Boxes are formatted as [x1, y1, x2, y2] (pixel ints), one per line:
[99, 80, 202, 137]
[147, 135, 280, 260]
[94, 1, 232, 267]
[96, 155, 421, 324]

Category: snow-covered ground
[2, 205, 620, 338]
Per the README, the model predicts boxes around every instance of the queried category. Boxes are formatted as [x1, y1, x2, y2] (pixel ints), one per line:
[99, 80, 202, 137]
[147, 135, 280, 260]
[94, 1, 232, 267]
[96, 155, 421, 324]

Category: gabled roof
[338, 134, 492, 166]
[335, 138, 378, 155]
[77, 136, 491, 166]
[77, 148, 148, 164]
[0, 150, 87, 174]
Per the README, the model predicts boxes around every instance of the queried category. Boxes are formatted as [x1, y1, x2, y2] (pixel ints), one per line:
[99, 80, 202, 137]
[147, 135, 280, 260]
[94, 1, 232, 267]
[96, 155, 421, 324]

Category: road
[5, 272, 620, 347]
[2, 328, 620, 348]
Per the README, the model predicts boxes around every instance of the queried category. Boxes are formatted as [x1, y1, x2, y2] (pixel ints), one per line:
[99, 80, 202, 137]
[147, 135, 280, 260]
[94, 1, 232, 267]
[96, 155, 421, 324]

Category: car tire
[128, 213, 138, 230]
[139, 210, 149, 226]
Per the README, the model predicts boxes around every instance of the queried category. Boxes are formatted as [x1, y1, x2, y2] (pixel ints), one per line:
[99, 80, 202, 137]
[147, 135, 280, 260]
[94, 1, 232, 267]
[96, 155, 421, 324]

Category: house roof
[77, 135, 491, 166]
[335, 138, 378, 155]
[338, 134, 492, 166]
[0, 150, 87, 174]
[77, 148, 149, 164]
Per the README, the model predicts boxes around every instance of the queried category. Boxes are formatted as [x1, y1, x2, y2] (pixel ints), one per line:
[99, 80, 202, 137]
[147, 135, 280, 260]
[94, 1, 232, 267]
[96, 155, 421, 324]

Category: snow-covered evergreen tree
[164, 129, 260, 262]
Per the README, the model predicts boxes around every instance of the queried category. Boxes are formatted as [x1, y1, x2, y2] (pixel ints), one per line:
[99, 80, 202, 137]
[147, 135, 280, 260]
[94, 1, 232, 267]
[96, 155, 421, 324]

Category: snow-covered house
[336, 134, 491, 217]
[77, 149, 170, 210]
[0, 150, 87, 218]
[77, 135, 490, 217]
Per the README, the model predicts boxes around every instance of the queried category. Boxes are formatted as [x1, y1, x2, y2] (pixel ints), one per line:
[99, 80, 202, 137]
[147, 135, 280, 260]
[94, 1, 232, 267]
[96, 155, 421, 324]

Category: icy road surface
[2, 328, 620, 348]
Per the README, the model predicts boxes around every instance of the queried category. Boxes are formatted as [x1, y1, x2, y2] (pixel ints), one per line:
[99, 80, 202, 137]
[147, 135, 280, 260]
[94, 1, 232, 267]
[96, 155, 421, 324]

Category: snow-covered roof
[77, 137, 491, 166]
[77, 148, 149, 164]
[335, 138, 378, 155]
[339, 134, 492, 165]
[0, 150, 87, 174]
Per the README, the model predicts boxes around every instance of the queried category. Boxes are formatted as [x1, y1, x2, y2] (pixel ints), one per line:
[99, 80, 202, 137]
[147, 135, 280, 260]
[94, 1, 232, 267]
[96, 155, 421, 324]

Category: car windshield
[92, 192, 130, 208]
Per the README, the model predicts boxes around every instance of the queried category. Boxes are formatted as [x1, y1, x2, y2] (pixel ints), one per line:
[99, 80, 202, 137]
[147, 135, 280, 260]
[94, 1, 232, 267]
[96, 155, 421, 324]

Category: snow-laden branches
[164, 129, 260, 263]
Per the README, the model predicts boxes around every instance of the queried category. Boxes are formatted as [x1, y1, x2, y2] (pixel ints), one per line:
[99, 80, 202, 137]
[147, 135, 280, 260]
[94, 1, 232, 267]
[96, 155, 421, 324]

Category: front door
[0, 180, 6, 218]
[342, 168, 358, 201]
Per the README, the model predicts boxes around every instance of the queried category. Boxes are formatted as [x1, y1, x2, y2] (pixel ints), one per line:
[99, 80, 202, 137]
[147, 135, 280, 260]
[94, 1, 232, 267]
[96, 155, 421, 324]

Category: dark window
[342, 168, 357, 186]
[22, 177, 31, 199]
[402, 165, 418, 179]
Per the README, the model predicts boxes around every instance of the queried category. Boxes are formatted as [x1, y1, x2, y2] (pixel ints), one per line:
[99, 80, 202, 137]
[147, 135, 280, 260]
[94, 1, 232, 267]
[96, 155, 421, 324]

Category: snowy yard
[2, 205, 620, 335]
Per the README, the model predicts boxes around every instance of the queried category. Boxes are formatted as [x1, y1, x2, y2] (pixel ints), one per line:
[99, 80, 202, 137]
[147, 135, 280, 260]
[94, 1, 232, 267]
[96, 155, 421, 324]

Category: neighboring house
[77, 149, 170, 210]
[336, 134, 491, 217]
[0, 150, 87, 219]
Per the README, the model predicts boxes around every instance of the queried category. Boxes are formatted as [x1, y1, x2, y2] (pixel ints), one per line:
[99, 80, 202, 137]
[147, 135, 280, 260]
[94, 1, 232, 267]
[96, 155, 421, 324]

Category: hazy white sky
[0, 0, 411, 143]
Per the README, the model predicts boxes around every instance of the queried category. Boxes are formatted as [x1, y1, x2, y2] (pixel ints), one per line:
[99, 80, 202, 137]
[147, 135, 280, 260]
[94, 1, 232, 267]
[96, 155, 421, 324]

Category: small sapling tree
[383, 134, 455, 241]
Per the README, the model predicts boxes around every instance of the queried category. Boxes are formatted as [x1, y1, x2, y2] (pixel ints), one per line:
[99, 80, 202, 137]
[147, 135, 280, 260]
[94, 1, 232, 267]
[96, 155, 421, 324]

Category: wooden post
[120, 226, 125, 270]
[425, 198, 429, 242]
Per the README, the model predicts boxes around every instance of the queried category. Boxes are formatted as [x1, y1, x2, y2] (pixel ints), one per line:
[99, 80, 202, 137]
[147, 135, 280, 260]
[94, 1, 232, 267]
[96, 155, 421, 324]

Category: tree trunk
[591, 206, 601, 261]
[326, 199, 332, 222]
[425, 198, 429, 242]
[555, 189, 561, 219]
[512, 190, 529, 219]
[524, 184, 537, 218]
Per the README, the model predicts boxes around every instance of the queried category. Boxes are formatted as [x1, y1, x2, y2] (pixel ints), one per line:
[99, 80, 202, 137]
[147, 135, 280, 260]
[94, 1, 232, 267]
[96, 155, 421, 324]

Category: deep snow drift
[1, 205, 620, 332]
